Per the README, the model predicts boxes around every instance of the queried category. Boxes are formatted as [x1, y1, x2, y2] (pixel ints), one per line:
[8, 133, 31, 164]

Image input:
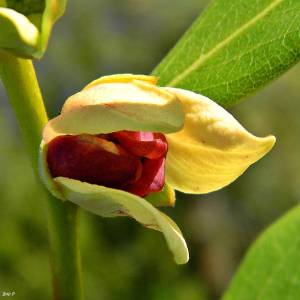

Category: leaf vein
[168, 0, 285, 86]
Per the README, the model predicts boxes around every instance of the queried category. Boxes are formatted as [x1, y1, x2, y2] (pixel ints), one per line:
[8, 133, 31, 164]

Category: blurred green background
[0, 0, 299, 299]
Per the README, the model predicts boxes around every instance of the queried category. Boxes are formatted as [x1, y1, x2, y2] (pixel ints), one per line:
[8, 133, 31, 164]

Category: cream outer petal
[164, 87, 276, 194]
[43, 80, 184, 143]
[54, 177, 189, 264]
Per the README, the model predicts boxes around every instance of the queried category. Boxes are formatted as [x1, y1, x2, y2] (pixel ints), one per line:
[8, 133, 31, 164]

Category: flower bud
[0, 0, 67, 58]
[39, 74, 188, 265]
[39, 73, 276, 265]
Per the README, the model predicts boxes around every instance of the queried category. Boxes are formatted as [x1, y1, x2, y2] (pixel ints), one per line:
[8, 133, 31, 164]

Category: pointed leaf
[153, 0, 300, 107]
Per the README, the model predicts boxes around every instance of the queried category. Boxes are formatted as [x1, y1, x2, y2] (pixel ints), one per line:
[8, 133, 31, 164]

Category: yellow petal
[43, 80, 183, 143]
[164, 87, 276, 194]
[84, 74, 157, 90]
[55, 177, 189, 264]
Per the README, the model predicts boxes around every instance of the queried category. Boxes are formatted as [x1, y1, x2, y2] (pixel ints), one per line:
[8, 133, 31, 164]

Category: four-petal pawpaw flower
[0, 0, 67, 58]
[39, 74, 276, 264]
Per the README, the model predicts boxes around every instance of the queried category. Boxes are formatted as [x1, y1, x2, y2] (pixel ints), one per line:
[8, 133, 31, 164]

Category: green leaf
[153, 0, 300, 107]
[54, 177, 189, 265]
[222, 205, 300, 300]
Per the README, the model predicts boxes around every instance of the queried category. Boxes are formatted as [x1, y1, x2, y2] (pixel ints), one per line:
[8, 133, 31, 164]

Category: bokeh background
[0, 0, 300, 299]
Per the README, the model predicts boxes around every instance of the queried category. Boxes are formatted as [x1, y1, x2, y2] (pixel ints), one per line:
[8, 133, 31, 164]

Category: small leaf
[54, 176, 189, 265]
[153, 0, 300, 107]
[222, 205, 300, 300]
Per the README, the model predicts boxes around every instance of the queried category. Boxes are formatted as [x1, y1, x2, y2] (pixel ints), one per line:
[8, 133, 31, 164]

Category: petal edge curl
[84, 74, 158, 89]
[54, 176, 189, 264]
[164, 87, 276, 194]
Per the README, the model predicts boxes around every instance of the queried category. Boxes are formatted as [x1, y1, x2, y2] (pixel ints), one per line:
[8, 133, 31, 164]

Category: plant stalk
[0, 51, 83, 300]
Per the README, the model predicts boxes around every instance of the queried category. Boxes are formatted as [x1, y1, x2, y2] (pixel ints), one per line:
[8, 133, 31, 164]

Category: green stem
[0, 51, 84, 300]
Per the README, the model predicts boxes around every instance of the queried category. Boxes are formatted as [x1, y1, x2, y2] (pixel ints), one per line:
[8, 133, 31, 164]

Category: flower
[0, 0, 67, 58]
[39, 74, 276, 264]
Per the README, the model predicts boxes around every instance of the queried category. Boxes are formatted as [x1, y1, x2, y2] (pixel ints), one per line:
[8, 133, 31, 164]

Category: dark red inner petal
[125, 157, 165, 197]
[111, 131, 167, 159]
[47, 135, 142, 188]
[46, 131, 168, 197]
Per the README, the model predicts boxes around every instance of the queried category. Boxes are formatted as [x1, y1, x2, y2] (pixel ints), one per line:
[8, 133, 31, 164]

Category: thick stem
[47, 199, 83, 300]
[0, 52, 47, 172]
[0, 51, 84, 300]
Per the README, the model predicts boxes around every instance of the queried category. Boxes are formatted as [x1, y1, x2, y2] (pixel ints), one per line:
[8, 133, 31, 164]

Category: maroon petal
[47, 134, 142, 188]
[111, 131, 167, 159]
[126, 157, 165, 197]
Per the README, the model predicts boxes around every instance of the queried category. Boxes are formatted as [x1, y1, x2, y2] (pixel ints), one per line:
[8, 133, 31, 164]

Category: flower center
[46, 131, 168, 197]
